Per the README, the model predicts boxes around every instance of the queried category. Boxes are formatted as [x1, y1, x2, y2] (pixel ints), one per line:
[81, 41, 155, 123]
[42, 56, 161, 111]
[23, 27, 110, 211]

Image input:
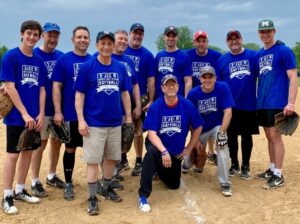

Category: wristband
[161, 150, 169, 156]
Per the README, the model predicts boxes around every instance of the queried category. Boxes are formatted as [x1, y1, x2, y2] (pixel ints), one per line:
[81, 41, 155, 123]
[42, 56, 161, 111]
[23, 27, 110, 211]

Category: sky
[0, 0, 299, 55]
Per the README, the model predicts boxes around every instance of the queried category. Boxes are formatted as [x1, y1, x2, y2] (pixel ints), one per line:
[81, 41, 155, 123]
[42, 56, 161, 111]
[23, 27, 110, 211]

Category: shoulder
[208, 48, 222, 57]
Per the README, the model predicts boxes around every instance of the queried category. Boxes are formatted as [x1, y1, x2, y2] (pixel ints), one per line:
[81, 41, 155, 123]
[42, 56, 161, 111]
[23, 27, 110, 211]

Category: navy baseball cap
[130, 23, 144, 32]
[43, 22, 60, 33]
[226, 30, 242, 40]
[161, 74, 178, 85]
[199, 66, 216, 78]
[164, 26, 178, 36]
[96, 31, 115, 42]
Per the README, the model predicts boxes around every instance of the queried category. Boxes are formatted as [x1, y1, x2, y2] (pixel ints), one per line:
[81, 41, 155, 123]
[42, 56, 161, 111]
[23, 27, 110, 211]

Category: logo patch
[259, 54, 273, 75]
[158, 57, 175, 74]
[160, 115, 182, 136]
[198, 97, 217, 114]
[127, 55, 140, 72]
[192, 62, 210, 79]
[229, 60, 251, 79]
[21, 65, 39, 87]
[44, 60, 57, 79]
[96, 73, 119, 95]
[73, 63, 82, 81]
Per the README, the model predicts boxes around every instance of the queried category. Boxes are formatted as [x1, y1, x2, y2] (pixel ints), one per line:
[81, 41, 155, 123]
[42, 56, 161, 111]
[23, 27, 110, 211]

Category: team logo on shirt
[259, 54, 273, 75]
[21, 65, 39, 87]
[119, 61, 133, 77]
[198, 97, 217, 114]
[73, 63, 82, 81]
[160, 115, 182, 136]
[229, 60, 251, 79]
[158, 57, 175, 74]
[127, 55, 140, 72]
[96, 73, 119, 95]
[44, 60, 57, 79]
[192, 62, 210, 79]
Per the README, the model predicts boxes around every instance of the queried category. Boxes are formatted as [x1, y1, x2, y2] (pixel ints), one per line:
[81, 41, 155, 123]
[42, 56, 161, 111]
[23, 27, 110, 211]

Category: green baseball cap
[258, 19, 275, 31]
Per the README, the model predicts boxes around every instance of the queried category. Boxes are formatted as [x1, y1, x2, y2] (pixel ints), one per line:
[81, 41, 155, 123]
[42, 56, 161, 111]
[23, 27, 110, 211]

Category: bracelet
[161, 150, 169, 156]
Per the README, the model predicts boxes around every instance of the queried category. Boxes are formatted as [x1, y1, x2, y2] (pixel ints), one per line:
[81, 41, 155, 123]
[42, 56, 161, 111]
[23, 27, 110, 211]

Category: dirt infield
[0, 96, 299, 224]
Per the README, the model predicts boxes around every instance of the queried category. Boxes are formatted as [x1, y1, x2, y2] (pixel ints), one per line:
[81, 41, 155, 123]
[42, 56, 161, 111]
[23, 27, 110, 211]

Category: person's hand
[22, 113, 36, 130]
[161, 151, 172, 168]
[78, 119, 89, 136]
[54, 112, 64, 126]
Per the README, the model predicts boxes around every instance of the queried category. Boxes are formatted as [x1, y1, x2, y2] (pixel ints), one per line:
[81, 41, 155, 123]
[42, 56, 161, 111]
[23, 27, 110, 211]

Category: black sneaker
[207, 153, 217, 166]
[31, 181, 48, 198]
[112, 172, 124, 181]
[240, 165, 251, 180]
[1, 195, 18, 215]
[87, 196, 99, 215]
[64, 182, 74, 201]
[116, 161, 129, 173]
[229, 165, 240, 177]
[46, 175, 66, 189]
[263, 175, 285, 190]
[101, 186, 122, 202]
[98, 179, 124, 192]
[131, 162, 142, 176]
[255, 169, 273, 180]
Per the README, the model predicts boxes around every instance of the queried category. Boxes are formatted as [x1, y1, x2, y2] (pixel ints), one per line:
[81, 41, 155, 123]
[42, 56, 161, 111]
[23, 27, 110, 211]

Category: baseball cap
[130, 23, 144, 32]
[161, 74, 178, 85]
[164, 26, 178, 36]
[96, 31, 115, 42]
[43, 22, 60, 33]
[258, 19, 275, 31]
[226, 30, 242, 40]
[199, 66, 216, 78]
[193, 30, 208, 41]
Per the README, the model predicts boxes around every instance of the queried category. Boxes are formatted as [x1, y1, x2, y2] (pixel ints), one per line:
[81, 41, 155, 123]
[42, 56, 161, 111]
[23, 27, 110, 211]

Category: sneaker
[193, 167, 203, 173]
[101, 186, 122, 202]
[240, 165, 251, 180]
[255, 169, 273, 180]
[111, 179, 124, 191]
[131, 162, 142, 176]
[14, 189, 41, 204]
[139, 196, 151, 213]
[221, 186, 232, 197]
[64, 182, 74, 201]
[229, 165, 240, 177]
[116, 161, 129, 173]
[46, 175, 65, 189]
[207, 153, 217, 166]
[1, 196, 18, 215]
[112, 172, 124, 181]
[263, 175, 285, 190]
[87, 196, 99, 216]
[181, 164, 190, 174]
[31, 181, 48, 198]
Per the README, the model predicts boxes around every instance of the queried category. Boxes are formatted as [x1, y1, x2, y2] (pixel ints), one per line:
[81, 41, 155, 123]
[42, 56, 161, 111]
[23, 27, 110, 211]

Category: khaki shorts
[40, 116, 53, 140]
[82, 126, 121, 164]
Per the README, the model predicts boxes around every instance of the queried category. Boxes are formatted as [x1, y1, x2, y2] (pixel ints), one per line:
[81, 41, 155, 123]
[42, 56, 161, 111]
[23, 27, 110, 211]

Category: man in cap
[30, 22, 65, 198]
[218, 30, 259, 179]
[125, 23, 156, 176]
[255, 20, 298, 189]
[186, 30, 222, 165]
[182, 66, 235, 197]
[138, 74, 203, 212]
[75, 31, 132, 215]
[154, 26, 192, 98]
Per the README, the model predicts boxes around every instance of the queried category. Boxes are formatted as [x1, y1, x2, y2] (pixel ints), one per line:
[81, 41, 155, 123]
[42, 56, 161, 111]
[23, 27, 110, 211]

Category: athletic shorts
[40, 116, 54, 140]
[82, 126, 121, 164]
[257, 109, 282, 127]
[65, 121, 83, 148]
[6, 125, 41, 153]
[228, 109, 259, 135]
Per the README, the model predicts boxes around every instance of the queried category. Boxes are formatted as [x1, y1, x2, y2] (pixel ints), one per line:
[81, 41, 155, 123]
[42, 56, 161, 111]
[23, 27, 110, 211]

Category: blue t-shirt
[256, 41, 297, 109]
[33, 47, 63, 116]
[75, 58, 131, 127]
[51, 51, 93, 121]
[218, 49, 258, 111]
[154, 49, 192, 98]
[187, 82, 235, 132]
[144, 96, 203, 156]
[0, 47, 46, 126]
[186, 48, 222, 87]
[125, 46, 155, 96]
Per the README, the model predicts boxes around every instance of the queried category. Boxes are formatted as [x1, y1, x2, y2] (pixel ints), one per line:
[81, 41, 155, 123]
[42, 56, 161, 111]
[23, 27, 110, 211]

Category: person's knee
[166, 181, 180, 190]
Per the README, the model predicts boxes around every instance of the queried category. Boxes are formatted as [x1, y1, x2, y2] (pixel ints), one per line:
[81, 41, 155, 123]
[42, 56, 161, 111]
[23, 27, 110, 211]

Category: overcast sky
[0, 0, 299, 54]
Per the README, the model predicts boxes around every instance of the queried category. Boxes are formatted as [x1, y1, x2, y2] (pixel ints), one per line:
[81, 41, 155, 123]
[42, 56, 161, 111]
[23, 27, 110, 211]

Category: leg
[16, 150, 33, 186]
[228, 134, 239, 167]
[241, 134, 253, 167]
[30, 139, 47, 181]
[158, 155, 181, 190]
[63, 147, 76, 183]
[48, 137, 62, 175]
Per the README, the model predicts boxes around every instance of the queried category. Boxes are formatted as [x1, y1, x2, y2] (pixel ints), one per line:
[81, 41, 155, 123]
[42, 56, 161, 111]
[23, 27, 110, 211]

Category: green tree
[155, 26, 193, 51]
[208, 45, 226, 54]
[0, 45, 8, 70]
[292, 42, 300, 76]
[243, 42, 260, 51]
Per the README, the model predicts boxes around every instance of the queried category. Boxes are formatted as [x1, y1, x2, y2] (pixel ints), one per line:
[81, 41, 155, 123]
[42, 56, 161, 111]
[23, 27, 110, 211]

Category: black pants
[138, 140, 182, 198]
[228, 134, 253, 168]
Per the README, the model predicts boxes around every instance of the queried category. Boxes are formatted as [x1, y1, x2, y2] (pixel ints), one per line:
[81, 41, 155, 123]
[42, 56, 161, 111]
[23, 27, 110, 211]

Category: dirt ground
[0, 98, 299, 224]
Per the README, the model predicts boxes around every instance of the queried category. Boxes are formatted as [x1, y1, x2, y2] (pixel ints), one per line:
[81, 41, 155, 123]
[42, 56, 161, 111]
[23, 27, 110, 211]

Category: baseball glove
[140, 94, 149, 109]
[47, 118, 71, 143]
[121, 122, 134, 153]
[275, 112, 299, 136]
[17, 129, 41, 151]
[0, 86, 13, 120]
[216, 131, 228, 150]
[189, 145, 207, 172]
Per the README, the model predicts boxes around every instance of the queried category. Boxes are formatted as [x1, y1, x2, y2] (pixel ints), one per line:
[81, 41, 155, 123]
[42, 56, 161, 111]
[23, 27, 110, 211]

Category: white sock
[4, 189, 14, 198]
[47, 173, 55, 180]
[32, 178, 40, 187]
[15, 184, 25, 194]
[269, 163, 275, 172]
[274, 168, 282, 177]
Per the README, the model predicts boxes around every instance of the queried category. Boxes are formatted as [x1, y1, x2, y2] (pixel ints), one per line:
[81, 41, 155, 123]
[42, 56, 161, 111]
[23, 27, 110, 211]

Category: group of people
[0, 18, 297, 216]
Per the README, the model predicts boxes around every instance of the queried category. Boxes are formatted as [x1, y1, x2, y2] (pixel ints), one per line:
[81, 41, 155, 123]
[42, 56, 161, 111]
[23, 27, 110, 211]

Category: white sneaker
[14, 189, 41, 204]
[221, 186, 232, 197]
[139, 197, 151, 213]
[1, 195, 18, 215]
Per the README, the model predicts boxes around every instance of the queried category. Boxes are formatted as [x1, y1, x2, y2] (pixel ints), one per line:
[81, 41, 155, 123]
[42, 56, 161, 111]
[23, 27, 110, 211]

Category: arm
[284, 69, 298, 116]
[132, 83, 141, 119]
[184, 76, 192, 97]
[35, 86, 46, 131]
[177, 126, 202, 159]
[75, 91, 89, 136]
[52, 81, 64, 126]
[4, 81, 36, 130]
[121, 91, 133, 123]
[143, 77, 155, 111]
[219, 108, 232, 132]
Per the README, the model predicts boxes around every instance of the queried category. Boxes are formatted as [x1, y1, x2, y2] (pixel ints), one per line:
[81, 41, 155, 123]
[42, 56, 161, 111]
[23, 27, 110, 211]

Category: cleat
[87, 196, 99, 215]
[14, 189, 41, 204]
[139, 196, 151, 213]
[263, 175, 285, 190]
[131, 162, 142, 176]
[1, 196, 18, 215]
[31, 181, 48, 198]
[221, 186, 232, 197]
[46, 175, 65, 189]
[64, 182, 74, 201]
